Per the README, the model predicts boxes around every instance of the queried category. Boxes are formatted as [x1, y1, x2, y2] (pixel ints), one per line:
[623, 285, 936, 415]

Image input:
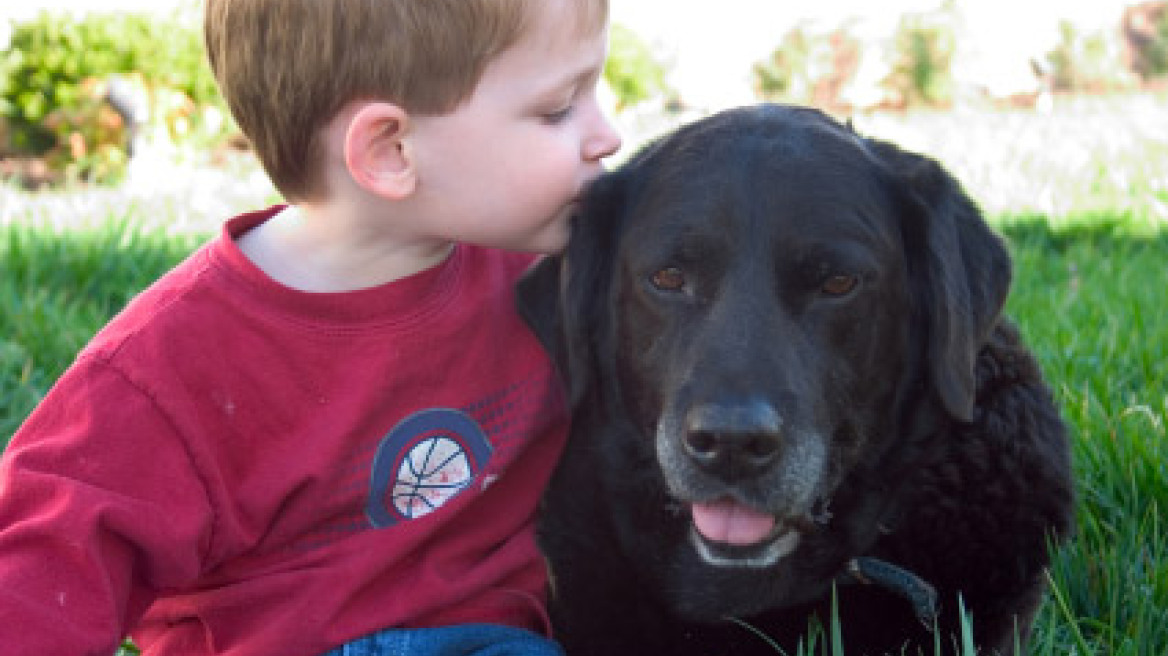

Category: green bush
[753, 28, 818, 103]
[1125, 2, 1168, 81]
[752, 27, 857, 108]
[0, 10, 228, 183]
[754, 11, 955, 111]
[604, 23, 672, 110]
[1145, 19, 1168, 80]
[1045, 22, 1137, 93]
[885, 12, 955, 108]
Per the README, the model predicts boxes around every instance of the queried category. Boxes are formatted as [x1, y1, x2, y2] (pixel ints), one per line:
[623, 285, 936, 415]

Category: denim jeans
[320, 624, 564, 656]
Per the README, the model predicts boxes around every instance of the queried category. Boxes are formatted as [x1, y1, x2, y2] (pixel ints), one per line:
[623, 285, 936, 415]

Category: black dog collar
[837, 557, 939, 628]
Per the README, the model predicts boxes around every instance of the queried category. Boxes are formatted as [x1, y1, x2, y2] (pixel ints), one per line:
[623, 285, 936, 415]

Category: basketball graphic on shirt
[366, 409, 493, 529]
[391, 435, 475, 519]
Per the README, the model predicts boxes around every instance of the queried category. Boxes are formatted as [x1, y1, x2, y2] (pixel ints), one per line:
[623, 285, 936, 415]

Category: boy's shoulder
[82, 208, 543, 367]
[80, 208, 274, 365]
[90, 241, 219, 351]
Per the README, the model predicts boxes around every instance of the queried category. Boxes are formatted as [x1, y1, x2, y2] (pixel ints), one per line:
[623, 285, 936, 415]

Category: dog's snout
[683, 400, 783, 477]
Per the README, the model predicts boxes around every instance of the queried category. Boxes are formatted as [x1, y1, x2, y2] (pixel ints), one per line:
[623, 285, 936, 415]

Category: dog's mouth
[691, 498, 777, 545]
[688, 498, 802, 568]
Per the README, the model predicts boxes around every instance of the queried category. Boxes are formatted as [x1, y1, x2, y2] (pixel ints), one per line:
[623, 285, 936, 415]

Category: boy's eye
[541, 105, 574, 124]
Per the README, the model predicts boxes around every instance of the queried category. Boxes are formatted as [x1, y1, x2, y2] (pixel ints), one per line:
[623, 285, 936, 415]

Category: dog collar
[837, 557, 939, 628]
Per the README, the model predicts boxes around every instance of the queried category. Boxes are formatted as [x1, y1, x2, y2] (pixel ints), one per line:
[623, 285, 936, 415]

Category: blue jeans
[321, 624, 564, 656]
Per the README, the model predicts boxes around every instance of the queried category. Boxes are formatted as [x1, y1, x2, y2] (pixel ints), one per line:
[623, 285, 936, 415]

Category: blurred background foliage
[1, 2, 1166, 187]
[604, 22, 673, 111]
[753, 0, 1168, 111]
[0, 9, 228, 185]
[886, 11, 957, 107]
[0, 7, 676, 187]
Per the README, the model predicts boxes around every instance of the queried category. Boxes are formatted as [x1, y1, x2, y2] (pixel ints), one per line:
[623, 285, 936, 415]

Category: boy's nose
[585, 113, 622, 162]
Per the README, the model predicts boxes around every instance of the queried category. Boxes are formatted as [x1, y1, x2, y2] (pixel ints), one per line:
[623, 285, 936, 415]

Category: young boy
[0, 0, 621, 654]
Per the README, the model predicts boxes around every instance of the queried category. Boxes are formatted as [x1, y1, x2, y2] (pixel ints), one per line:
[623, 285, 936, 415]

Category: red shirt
[0, 207, 568, 655]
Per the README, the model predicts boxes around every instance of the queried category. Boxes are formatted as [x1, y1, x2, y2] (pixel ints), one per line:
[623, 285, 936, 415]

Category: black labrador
[517, 105, 1074, 656]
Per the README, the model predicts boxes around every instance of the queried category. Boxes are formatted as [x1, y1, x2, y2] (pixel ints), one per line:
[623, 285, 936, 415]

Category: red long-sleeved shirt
[0, 207, 567, 655]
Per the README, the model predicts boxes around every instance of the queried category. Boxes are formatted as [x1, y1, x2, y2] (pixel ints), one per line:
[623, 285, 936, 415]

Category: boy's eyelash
[542, 105, 574, 124]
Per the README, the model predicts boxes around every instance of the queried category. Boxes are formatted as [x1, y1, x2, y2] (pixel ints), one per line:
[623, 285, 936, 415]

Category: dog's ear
[869, 139, 1012, 422]
[516, 171, 628, 407]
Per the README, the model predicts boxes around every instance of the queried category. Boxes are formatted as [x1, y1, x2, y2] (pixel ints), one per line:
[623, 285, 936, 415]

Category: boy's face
[407, 0, 622, 254]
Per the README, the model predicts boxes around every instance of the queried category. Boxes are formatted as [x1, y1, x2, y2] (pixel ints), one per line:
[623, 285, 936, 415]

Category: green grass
[2, 95, 1167, 654]
[1000, 215, 1168, 655]
[1, 215, 207, 439]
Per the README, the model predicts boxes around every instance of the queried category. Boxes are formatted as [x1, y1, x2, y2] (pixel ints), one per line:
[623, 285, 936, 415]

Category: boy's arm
[0, 357, 213, 653]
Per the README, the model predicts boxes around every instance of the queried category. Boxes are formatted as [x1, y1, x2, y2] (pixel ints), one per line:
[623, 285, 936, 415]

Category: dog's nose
[683, 400, 782, 478]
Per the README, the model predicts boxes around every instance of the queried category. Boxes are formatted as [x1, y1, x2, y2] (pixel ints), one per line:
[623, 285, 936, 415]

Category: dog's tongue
[690, 499, 776, 546]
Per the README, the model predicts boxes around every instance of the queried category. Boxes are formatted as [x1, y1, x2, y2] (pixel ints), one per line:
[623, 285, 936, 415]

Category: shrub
[1045, 21, 1138, 93]
[755, 28, 808, 101]
[604, 23, 673, 110]
[1123, 1, 1168, 81]
[0, 10, 228, 183]
[752, 26, 860, 110]
[754, 28, 819, 103]
[884, 12, 955, 108]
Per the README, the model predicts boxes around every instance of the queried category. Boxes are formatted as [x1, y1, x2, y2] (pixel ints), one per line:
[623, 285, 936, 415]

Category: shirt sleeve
[0, 356, 214, 654]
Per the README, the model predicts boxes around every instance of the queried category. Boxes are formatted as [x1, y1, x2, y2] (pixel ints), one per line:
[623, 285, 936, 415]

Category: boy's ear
[344, 102, 416, 199]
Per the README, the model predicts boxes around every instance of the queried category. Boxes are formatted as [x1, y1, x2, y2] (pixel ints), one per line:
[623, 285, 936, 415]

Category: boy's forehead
[496, 0, 609, 72]
[519, 0, 608, 40]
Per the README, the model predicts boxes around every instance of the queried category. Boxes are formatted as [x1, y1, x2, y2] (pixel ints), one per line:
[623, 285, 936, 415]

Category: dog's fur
[517, 105, 1074, 656]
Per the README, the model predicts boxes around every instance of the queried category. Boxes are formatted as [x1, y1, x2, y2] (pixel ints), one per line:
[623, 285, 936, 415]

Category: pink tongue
[690, 499, 776, 546]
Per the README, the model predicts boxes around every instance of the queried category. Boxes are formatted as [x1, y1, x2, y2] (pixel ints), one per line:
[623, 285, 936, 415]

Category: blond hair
[205, 0, 608, 202]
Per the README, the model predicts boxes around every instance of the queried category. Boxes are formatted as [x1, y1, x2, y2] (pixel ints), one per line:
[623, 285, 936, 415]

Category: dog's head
[518, 104, 1011, 615]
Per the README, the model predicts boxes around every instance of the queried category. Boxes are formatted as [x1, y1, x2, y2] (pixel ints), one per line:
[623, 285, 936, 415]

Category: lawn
[2, 93, 1166, 654]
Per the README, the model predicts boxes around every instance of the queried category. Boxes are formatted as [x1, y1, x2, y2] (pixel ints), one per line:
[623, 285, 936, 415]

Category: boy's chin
[511, 222, 571, 255]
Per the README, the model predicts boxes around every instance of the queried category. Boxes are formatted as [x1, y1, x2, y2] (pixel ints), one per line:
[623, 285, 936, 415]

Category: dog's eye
[650, 267, 687, 292]
[821, 274, 859, 297]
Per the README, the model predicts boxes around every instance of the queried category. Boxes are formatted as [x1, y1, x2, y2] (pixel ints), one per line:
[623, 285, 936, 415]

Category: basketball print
[366, 409, 493, 529]
[392, 435, 474, 519]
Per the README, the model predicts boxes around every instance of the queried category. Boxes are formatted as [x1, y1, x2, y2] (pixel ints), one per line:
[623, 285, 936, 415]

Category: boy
[0, 0, 621, 654]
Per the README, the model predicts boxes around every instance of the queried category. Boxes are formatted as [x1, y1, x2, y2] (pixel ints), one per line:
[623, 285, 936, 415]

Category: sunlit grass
[0, 216, 207, 438]
[1001, 215, 1168, 655]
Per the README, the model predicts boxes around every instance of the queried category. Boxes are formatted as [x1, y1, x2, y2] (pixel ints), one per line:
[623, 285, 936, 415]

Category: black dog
[517, 105, 1074, 656]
